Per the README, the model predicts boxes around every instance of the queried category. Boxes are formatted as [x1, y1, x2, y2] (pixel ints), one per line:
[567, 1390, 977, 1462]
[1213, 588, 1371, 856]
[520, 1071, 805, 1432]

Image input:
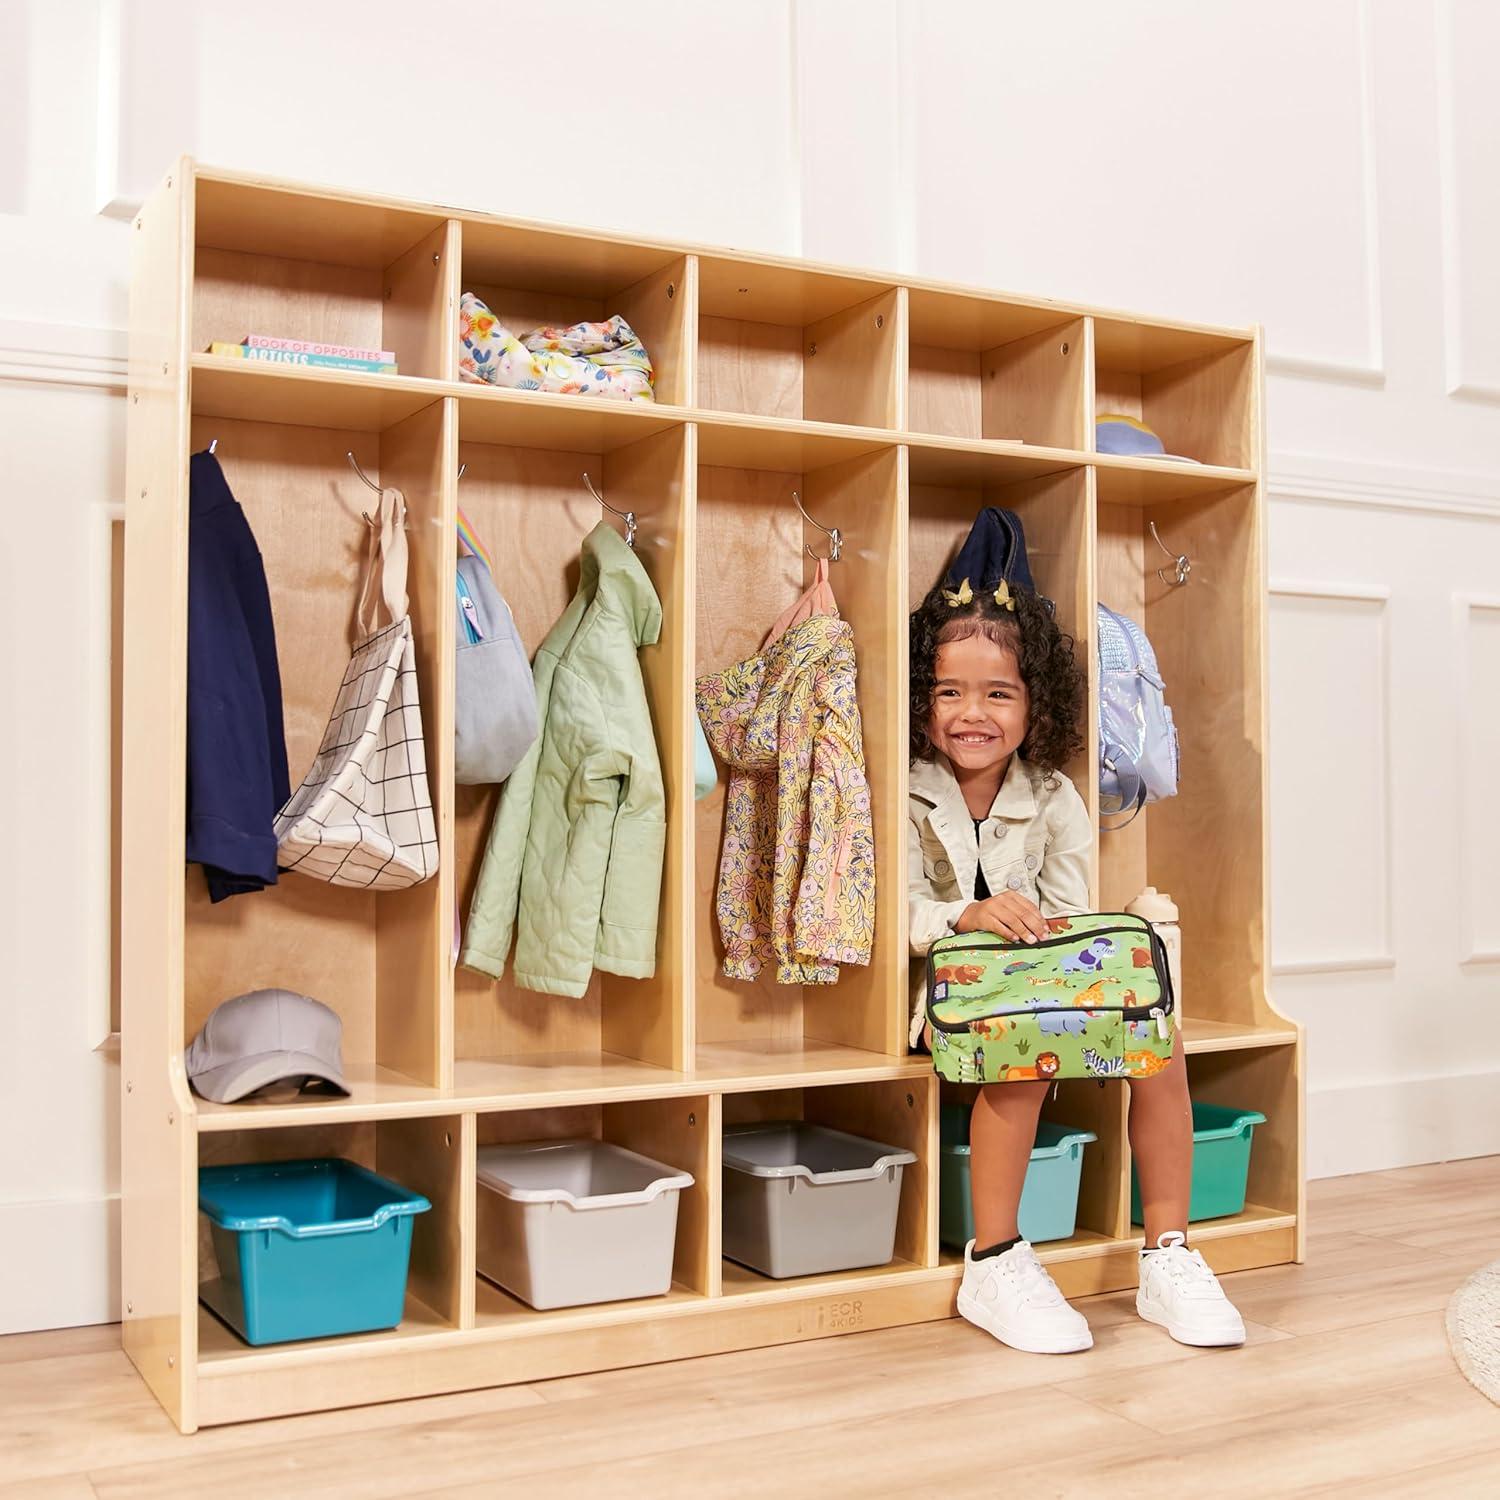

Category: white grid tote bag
[275, 487, 438, 888]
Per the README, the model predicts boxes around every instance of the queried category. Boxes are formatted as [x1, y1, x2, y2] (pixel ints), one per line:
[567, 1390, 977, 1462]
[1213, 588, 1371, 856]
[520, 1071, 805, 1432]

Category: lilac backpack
[1097, 603, 1179, 827]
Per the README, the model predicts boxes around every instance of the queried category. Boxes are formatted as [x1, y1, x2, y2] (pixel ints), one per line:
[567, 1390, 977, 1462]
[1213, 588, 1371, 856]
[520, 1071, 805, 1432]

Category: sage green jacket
[461, 523, 666, 997]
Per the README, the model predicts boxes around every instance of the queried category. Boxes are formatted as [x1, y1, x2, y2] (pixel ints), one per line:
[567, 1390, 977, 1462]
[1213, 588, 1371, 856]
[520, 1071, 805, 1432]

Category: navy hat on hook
[940, 507, 1036, 599]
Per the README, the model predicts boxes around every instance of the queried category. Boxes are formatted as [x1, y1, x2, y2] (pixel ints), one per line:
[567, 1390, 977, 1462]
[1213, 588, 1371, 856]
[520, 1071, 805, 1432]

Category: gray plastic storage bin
[722, 1123, 917, 1279]
[476, 1140, 693, 1310]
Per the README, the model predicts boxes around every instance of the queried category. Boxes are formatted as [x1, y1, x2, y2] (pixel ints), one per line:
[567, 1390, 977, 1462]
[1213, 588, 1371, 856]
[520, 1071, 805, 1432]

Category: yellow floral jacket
[696, 614, 875, 985]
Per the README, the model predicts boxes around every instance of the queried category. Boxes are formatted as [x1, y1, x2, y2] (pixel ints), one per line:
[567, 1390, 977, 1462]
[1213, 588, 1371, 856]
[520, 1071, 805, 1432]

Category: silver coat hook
[346, 450, 410, 529]
[794, 491, 842, 562]
[583, 471, 636, 548]
[346, 450, 381, 495]
[208, 437, 219, 454]
[457, 462, 467, 482]
[1149, 520, 1190, 587]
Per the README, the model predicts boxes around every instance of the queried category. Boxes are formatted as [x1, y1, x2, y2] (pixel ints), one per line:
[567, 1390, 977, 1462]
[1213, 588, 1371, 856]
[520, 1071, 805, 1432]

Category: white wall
[2, 0, 1496, 1331]
[794, 0, 1500, 1178]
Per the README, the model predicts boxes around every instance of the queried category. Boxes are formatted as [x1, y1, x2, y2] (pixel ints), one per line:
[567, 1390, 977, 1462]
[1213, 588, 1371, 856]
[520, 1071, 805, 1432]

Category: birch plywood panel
[451, 440, 605, 1061]
[181, 417, 383, 1065]
[192, 250, 385, 365]
[121, 159, 197, 1433]
[1143, 486, 1268, 1027]
[698, 317, 804, 420]
[694, 466, 807, 1046]
[600, 427, 693, 1069]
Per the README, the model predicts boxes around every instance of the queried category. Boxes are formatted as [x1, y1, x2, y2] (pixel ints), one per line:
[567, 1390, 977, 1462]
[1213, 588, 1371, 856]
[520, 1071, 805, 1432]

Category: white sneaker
[1136, 1231, 1247, 1347]
[956, 1240, 1094, 1354]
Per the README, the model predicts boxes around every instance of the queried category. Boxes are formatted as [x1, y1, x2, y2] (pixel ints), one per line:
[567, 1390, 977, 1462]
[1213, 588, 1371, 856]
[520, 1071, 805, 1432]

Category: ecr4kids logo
[816, 1299, 865, 1332]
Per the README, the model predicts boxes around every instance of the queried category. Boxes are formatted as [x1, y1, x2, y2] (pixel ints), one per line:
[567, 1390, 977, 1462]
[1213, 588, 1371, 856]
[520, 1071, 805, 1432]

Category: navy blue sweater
[185, 452, 290, 901]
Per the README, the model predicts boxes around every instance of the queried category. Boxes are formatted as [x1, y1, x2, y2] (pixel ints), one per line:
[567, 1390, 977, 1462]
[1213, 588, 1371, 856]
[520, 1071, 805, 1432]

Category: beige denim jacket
[908, 752, 1091, 1044]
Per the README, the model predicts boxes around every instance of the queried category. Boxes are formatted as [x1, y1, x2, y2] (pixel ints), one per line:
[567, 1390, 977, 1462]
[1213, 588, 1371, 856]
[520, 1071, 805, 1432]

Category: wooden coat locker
[121, 160, 1302, 1431]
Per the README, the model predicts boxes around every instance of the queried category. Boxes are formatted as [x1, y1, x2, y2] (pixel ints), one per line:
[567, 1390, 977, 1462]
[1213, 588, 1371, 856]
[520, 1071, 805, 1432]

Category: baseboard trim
[1308, 1071, 1500, 1179]
[0, 1195, 121, 1334]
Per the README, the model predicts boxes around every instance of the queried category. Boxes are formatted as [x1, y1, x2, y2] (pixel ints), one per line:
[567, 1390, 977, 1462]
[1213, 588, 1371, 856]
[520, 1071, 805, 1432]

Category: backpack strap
[354, 487, 410, 639]
[1099, 785, 1148, 831]
[457, 506, 493, 572]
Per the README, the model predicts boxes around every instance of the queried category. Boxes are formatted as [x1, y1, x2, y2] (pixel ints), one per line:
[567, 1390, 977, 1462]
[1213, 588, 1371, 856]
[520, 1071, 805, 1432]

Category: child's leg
[1130, 1058, 1247, 1346]
[970, 1080, 1050, 1245]
[1127, 1059, 1193, 1242]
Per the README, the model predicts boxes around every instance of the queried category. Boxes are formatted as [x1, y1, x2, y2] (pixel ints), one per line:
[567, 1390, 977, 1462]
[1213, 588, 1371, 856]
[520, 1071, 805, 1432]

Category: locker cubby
[1092, 318, 1257, 471]
[1043, 1078, 1132, 1242]
[192, 176, 451, 381]
[906, 289, 1087, 449]
[905, 457, 1096, 832]
[471, 1094, 716, 1324]
[1096, 484, 1267, 1032]
[937, 1076, 1130, 1249]
[696, 254, 900, 428]
[720, 1075, 937, 1292]
[196, 1115, 467, 1362]
[694, 448, 906, 1069]
[460, 218, 691, 407]
[1182, 1046, 1300, 1224]
[181, 405, 451, 1091]
[451, 421, 692, 1077]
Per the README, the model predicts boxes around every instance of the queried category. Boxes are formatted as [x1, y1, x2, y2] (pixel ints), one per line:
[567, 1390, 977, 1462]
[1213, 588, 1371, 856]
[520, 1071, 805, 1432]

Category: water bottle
[1125, 886, 1182, 1012]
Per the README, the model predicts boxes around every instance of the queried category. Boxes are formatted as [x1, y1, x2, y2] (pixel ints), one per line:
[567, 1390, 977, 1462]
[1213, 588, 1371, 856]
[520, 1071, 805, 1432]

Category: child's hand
[955, 893, 1050, 944]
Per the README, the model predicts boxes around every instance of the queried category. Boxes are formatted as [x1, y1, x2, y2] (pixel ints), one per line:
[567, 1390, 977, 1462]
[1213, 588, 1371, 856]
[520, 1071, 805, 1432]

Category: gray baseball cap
[187, 989, 349, 1103]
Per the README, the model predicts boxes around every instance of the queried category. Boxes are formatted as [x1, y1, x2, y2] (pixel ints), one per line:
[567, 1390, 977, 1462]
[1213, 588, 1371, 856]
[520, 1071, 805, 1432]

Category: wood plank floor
[2, 1158, 1499, 1498]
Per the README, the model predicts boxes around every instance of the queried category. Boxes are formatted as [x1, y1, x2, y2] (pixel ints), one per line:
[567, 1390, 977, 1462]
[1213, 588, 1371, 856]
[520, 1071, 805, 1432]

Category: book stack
[207, 335, 398, 374]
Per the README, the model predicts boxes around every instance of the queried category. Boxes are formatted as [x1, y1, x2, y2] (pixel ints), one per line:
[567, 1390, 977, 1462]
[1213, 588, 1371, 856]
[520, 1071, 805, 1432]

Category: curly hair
[909, 582, 1085, 773]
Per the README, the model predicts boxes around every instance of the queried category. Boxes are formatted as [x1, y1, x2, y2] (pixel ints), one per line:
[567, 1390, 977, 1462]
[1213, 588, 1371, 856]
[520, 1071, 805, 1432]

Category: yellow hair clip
[993, 579, 1016, 612]
[942, 578, 974, 608]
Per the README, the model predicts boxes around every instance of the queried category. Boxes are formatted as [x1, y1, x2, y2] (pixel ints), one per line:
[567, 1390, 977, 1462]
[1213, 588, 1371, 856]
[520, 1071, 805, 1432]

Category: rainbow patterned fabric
[456, 508, 493, 574]
[458, 293, 654, 402]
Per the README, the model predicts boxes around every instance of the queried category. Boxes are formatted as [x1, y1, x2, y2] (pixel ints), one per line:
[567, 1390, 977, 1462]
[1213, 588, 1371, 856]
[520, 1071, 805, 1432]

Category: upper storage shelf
[906, 288, 1087, 449]
[191, 169, 1263, 475]
[460, 217, 692, 408]
[1092, 315, 1258, 472]
[695, 254, 900, 429]
[192, 176, 451, 381]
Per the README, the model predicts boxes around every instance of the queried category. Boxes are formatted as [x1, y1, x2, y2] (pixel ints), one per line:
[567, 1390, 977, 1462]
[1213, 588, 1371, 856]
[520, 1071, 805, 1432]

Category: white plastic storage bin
[475, 1140, 694, 1310]
[721, 1123, 917, 1279]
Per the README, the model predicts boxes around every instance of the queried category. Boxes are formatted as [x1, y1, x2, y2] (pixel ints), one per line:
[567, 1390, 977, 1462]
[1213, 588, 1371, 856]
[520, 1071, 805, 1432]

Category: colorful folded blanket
[458, 293, 655, 402]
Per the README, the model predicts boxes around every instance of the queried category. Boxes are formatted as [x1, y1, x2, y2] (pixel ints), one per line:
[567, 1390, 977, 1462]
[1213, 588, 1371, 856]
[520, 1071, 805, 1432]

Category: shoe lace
[1149, 1232, 1221, 1299]
[998, 1243, 1066, 1307]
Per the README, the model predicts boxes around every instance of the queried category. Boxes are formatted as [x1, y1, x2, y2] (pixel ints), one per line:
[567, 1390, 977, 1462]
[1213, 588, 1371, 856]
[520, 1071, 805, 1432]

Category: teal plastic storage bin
[198, 1158, 431, 1346]
[939, 1105, 1097, 1248]
[1131, 1102, 1267, 1224]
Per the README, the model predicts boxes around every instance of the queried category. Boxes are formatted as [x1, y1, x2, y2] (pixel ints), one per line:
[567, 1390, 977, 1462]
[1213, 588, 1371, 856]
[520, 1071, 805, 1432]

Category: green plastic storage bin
[1131, 1102, 1267, 1224]
[939, 1105, 1097, 1248]
[198, 1158, 431, 1346]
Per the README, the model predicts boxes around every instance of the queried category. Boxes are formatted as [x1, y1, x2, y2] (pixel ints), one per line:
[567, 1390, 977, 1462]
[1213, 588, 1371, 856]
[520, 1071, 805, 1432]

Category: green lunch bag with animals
[926, 913, 1176, 1086]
